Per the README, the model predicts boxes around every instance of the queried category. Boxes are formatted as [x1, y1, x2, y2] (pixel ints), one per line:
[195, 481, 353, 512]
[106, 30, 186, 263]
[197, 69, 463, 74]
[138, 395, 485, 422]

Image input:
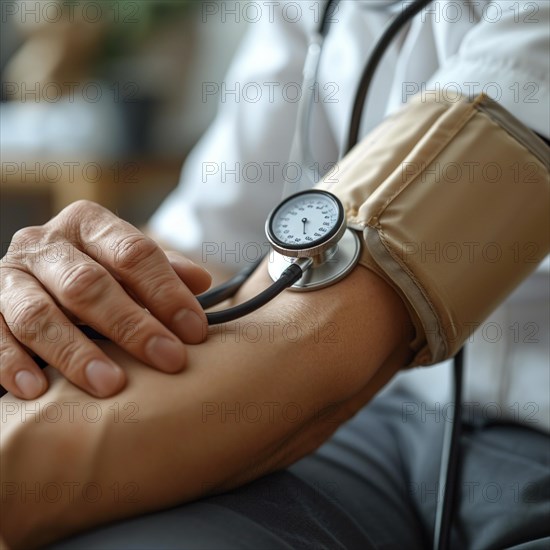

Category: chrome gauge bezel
[265, 190, 346, 258]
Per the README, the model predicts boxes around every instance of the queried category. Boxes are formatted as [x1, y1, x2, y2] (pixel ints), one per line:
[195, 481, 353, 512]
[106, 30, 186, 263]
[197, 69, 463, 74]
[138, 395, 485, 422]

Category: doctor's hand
[0, 200, 212, 400]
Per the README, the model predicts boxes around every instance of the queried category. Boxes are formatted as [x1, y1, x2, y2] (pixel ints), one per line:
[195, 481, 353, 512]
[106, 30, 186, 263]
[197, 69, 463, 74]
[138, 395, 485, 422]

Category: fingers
[165, 252, 212, 295]
[2, 200, 212, 398]
[0, 315, 47, 399]
[0, 270, 125, 398]
[57, 201, 209, 344]
[11, 245, 190, 374]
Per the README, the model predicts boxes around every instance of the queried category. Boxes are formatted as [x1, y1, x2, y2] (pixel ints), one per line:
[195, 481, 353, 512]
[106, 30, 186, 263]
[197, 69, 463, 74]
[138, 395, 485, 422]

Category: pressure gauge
[265, 190, 361, 291]
[266, 190, 346, 258]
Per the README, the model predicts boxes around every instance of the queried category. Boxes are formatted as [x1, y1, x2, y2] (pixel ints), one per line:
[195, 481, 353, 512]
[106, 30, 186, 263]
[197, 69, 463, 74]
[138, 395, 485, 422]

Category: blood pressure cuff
[317, 93, 550, 366]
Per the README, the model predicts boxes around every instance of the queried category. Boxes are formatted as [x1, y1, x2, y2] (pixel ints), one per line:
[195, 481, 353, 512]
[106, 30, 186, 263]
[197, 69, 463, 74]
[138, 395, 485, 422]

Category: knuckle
[59, 263, 108, 305]
[11, 226, 43, 245]
[9, 296, 51, 334]
[4, 226, 44, 264]
[0, 344, 18, 366]
[108, 310, 145, 345]
[61, 199, 100, 220]
[56, 199, 104, 241]
[114, 234, 158, 271]
[5, 226, 73, 269]
[143, 273, 178, 302]
[52, 342, 91, 379]
[0, 267, 20, 294]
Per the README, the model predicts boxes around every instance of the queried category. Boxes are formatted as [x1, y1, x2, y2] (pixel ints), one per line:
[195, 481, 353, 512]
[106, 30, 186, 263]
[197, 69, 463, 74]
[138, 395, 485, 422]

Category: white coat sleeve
[427, 0, 550, 138]
[149, 2, 338, 271]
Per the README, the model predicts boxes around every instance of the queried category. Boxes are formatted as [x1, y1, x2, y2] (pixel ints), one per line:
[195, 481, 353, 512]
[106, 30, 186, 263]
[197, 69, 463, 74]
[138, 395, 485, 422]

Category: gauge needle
[302, 217, 308, 234]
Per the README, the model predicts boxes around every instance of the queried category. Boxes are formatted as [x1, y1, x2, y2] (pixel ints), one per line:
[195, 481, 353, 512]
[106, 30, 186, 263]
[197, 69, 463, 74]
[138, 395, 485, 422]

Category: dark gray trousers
[50, 381, 550, 550]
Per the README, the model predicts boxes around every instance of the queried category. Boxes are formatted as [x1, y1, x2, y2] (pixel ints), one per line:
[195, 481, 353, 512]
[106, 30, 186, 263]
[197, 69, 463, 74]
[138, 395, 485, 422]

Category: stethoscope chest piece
[265, 190, 361, 291]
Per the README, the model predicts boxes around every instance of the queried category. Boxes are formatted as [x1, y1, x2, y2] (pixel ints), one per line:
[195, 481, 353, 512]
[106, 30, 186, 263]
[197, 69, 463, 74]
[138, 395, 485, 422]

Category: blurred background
[1, 0, 248, 255]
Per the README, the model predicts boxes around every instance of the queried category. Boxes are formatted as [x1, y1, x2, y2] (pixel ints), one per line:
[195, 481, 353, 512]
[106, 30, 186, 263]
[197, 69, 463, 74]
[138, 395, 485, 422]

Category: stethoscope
[198, 4, 460, 550]
[74, 0, 432, 331]
[194, 0, 435, 325]
[83, 2, 461, 549]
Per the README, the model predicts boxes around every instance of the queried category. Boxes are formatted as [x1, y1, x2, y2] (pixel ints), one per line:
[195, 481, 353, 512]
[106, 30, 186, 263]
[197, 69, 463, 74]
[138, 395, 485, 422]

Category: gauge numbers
[271, 193, 341, 248]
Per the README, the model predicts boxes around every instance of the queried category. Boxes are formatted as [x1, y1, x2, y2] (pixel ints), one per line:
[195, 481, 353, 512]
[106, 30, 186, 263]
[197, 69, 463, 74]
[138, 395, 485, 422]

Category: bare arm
[1, 260, 412, 548]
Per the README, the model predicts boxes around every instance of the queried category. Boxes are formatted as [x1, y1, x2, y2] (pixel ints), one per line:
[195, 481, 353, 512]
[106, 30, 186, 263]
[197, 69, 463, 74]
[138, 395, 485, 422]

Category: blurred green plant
[60, 0, 204, 58]
[107, 0, 199, 47]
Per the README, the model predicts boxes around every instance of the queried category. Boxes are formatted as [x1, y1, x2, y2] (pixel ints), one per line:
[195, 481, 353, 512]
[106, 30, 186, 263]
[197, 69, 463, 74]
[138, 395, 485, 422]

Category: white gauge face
[269, 191, 342, 249]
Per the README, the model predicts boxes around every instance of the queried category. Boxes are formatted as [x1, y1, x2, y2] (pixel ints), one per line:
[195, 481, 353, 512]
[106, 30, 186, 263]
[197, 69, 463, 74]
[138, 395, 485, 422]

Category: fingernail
[145, 336, 186, 372]
[173, 309, 207, 344]
[14, 370, 45, 399]
[85, 360, 124, 396]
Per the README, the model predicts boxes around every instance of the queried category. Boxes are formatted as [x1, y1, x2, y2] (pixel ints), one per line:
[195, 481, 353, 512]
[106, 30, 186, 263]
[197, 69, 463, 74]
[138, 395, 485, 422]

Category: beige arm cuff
[318, 93, 550, 366]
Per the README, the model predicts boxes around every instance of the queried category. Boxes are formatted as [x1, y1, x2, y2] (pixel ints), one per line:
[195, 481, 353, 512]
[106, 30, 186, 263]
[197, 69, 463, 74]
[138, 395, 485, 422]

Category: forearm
[1, 263, 412, 548]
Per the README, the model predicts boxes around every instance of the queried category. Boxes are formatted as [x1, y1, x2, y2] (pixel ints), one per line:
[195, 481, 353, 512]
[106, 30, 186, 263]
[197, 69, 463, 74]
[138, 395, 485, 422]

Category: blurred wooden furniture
[1, 154, 183, 259]
[1, 156, 182, 215]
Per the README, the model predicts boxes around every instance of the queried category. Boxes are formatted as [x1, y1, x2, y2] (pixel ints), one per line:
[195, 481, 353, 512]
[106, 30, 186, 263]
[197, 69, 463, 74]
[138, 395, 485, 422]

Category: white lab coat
[150, 0, 550, 431]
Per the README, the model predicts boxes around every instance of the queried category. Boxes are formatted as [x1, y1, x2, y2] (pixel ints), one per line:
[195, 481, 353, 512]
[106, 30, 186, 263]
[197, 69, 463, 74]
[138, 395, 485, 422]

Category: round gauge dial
[266, 190, 345, 257]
